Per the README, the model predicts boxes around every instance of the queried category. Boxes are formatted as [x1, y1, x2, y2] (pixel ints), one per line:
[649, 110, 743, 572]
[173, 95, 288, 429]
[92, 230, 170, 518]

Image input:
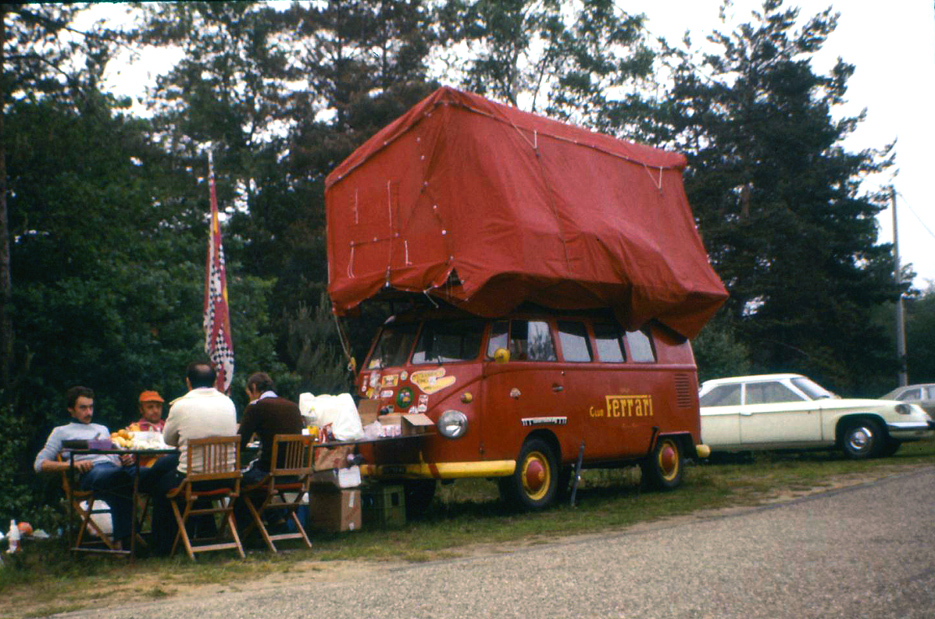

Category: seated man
[145, 362, 237, 555]
[135, 390, 166, 432]
[239, 372, 304, 486]
[34, 386, 135, 548]
[235, 372, 304, 528]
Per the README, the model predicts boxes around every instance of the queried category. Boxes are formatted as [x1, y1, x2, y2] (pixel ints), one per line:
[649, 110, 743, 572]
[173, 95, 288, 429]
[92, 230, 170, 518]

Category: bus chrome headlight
[438, 410, 468, 439]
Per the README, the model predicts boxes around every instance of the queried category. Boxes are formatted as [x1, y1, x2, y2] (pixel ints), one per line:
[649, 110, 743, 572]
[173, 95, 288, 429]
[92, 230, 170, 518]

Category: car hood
[818, 397, 896, 410]
[819, 398, 931, 421]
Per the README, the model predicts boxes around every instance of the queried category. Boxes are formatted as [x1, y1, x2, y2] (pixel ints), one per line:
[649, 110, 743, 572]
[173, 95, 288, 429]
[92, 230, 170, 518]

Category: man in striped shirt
[34, 386, 135, 547]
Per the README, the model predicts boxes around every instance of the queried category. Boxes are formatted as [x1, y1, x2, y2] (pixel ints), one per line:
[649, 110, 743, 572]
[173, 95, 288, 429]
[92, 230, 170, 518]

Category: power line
[896, 191, 935, 242]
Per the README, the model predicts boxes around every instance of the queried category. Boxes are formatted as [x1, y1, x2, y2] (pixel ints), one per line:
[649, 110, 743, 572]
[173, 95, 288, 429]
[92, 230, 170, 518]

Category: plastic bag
[362, 421, 382, 440]
[82, 501, 113, 537]
[298, 392, 318, 426]
[299, 393, 364, 441]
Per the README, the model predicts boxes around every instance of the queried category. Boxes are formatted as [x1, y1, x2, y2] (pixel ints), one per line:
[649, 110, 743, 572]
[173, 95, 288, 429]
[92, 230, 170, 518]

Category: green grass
[2, 440, 934, 619]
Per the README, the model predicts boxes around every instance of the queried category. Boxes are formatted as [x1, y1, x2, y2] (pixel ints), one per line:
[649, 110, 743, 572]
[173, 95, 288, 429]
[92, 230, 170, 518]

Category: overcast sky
[88, 1, 934, 289]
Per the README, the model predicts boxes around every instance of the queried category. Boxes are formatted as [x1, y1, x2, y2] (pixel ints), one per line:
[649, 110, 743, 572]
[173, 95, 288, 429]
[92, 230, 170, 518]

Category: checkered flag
[204, 152, 234, 392]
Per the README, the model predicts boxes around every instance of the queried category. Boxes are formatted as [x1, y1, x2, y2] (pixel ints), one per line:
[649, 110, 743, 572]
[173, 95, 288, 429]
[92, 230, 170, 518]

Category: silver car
[699, 373, 934, 458]
[881, 383, 935, 417]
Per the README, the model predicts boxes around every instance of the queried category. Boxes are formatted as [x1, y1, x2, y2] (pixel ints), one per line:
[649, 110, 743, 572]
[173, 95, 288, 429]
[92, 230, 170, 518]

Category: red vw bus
[356, 305, 707, 512]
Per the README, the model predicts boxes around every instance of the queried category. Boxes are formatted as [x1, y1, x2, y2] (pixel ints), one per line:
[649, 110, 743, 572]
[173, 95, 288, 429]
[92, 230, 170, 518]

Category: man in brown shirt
[236, 372, 304, 529]
[239, 372, 304, 486]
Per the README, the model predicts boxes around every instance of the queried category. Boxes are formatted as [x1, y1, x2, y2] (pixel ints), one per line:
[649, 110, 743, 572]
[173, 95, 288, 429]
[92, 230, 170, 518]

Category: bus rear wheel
[641, 436, 683, 491]
[499, 438, 558, 511]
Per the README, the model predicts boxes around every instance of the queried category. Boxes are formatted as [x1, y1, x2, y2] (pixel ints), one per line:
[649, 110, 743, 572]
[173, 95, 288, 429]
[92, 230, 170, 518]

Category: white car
[699, 373, 934, 458]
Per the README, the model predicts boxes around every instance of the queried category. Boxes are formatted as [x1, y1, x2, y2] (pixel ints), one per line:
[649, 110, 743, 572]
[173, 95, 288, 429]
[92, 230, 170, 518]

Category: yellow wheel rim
[521, 450, 551, 502]
[657, 439, 680, 482]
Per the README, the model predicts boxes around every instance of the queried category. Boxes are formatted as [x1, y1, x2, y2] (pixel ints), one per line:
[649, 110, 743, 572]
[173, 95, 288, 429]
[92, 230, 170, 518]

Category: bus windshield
[412, 319, 485, 364]
[366, 322, 418, 369]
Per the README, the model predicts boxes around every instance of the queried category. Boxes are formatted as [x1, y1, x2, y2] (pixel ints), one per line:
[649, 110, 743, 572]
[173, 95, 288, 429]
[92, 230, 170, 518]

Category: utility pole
[891, 186, 907, 386]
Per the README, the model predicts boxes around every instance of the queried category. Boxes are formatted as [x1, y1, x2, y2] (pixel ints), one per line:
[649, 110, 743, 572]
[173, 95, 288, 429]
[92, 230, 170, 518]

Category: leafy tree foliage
[273, 1, 437, 378]
[666, 0, 896, 395]
[138, 2, 438, 391]
[1, 4, 132, 524]
[0, 3, 123, 393]
[296, 0, 433, 125]
[4, 87, 287, 520]
[137, 2, 300, 273]
[692, 315, 752, 384]
[439, 0, 658, 138]
[0, 4, 286, 526]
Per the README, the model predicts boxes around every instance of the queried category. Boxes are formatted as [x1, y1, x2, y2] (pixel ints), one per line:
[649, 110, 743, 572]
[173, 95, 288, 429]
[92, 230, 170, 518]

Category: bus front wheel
[499, 438, 558, 511]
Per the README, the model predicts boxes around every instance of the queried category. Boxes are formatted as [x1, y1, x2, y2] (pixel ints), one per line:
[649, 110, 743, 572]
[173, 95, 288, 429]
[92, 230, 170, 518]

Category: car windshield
[791, 377, 835, 400]
[367, 322, 418, 369]
[412, 319, 485, 364]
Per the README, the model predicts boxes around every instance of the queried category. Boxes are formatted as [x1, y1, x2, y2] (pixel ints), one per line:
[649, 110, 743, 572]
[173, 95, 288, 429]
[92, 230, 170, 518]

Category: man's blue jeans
[79, 462, 134, 542]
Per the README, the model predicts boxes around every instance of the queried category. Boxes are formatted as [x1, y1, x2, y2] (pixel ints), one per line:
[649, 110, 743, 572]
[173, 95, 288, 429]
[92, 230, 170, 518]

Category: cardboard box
[308, 488, 361, 533]
[357, 399, 384, 426]
[313, 444, 354, 471]
[401, 413, 434, 436]
[377, 412, 403, 426]
[377, 413, 435, 436]
[311, 465, 362, 489]
[362, 484, 406, 528]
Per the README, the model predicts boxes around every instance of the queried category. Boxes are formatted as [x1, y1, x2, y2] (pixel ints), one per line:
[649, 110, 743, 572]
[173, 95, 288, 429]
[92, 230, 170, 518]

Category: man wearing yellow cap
[136, 390, 165, 432]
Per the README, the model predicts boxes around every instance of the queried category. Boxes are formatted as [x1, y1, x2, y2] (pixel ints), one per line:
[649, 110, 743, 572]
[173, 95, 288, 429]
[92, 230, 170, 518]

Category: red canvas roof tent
[325, 86, 727, 339]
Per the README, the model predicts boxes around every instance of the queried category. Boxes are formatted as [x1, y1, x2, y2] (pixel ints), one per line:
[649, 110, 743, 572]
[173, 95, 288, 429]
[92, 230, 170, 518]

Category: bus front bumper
[361, 460, 517, 480]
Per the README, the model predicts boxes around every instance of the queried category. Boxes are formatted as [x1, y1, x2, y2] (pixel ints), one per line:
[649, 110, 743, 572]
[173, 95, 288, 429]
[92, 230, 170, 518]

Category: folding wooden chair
[166, 436, 245, 560]
[60, 461, 122, 554]
[241, 434, 314, 553]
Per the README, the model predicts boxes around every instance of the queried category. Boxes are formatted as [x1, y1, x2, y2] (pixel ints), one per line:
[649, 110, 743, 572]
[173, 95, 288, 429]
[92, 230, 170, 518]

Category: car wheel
[403, 479, 436, 519]
[641, 436, 683, 491]
[841, 419, 884, 459]
[498, 438, 558, 510]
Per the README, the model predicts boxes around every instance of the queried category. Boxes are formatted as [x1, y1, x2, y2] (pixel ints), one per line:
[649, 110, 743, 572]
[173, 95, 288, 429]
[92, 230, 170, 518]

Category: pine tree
[667, 0, 896, 394]
[438, 0, 658, 139]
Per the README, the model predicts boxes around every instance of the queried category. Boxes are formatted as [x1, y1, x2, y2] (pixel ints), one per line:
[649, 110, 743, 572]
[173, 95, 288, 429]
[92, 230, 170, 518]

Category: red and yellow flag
[203, 152, 234, 392]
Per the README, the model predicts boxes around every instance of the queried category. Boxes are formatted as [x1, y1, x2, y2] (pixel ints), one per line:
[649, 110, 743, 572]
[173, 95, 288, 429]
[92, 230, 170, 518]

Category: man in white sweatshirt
[145, 362, 236, 555]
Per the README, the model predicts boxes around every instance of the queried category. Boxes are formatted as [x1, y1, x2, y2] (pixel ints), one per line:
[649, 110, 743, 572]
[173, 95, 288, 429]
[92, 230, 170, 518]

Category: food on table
[109, 424, 168, 450]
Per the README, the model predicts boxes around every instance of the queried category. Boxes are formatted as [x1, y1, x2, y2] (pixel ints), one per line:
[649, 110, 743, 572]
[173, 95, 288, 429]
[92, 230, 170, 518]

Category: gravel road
[60, 467, 935, 619]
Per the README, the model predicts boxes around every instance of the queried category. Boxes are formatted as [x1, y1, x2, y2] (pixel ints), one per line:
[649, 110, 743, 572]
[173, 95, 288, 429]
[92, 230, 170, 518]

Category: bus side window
[486, 321, 509, 359]
[626, 328, 656, 363]
[594, 323, 626, 363]
[512, 320, 556, 361]
[557, 320, 592, 362]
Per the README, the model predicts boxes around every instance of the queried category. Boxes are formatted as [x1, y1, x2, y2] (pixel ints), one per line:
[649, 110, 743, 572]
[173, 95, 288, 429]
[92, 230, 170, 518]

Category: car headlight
[438, 410, 468, 439]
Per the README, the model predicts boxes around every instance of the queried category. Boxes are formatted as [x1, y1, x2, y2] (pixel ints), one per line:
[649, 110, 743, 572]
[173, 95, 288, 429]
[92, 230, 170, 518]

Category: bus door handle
[552, 384, 564, 392]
